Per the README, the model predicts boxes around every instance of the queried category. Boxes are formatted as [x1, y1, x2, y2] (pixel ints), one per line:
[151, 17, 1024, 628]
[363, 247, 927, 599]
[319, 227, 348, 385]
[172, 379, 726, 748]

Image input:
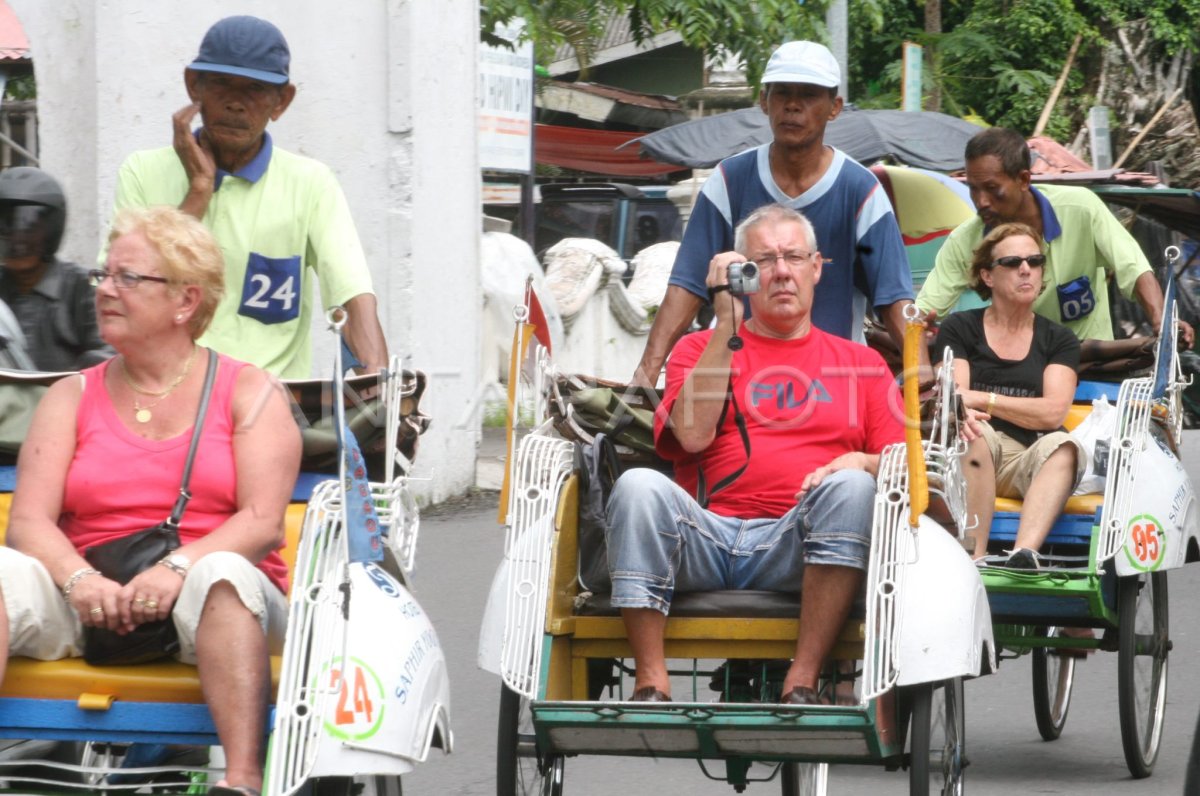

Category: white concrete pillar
[9, 0, 481, 502]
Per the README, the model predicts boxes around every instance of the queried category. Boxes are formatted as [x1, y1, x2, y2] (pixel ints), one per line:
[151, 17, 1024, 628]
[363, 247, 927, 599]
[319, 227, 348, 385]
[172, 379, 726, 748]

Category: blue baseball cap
[188, 16, 290, 85]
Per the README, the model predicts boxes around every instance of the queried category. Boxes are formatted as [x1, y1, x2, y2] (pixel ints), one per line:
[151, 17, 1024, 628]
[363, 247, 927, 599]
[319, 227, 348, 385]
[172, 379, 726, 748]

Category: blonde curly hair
[107, 206, 225, 338]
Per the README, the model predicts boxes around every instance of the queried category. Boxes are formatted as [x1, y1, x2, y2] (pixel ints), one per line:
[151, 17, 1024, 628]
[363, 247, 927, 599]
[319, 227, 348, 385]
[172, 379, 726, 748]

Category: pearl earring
[176, 314, 184, 322]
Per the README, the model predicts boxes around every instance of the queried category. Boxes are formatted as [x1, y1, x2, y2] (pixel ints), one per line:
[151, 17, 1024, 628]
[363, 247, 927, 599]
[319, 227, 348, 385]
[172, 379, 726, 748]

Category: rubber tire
[908, 679, 965, 796]
[498, 684, 564, 796]
[1032, 627, 1076, 741]
[779, 762, 799, 796]
[779, 761, 827, 795]
[1117, 571, 1169, 779]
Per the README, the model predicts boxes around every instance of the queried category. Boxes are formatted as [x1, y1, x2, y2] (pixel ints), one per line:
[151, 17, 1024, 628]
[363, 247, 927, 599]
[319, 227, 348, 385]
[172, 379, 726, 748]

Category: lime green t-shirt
[110, 136, 375, 377]
[916, 184, 1151, 341]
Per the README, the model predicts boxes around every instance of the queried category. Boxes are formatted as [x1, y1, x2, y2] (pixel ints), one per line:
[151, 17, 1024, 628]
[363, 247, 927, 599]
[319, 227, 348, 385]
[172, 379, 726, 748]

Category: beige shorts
[980, 423, 1087, 499]
[0, 548, 287, 665]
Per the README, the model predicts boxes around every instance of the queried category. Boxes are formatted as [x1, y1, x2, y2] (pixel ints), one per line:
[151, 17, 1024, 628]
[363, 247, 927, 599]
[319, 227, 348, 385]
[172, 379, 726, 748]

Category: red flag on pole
[524, 277, 552, 354]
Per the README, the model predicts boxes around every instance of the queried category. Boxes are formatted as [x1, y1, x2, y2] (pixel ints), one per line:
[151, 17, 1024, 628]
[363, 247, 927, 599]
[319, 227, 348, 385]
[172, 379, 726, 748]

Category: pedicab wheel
[306, 775, 404, 795]
[498, 684, 564, 796]
[907, 678, 965, 796]
[779, 762, 798, 795]
[1117, 571, 1169, 779]
[1031, 626, 1076, 741]
[779, 761, 827, 795]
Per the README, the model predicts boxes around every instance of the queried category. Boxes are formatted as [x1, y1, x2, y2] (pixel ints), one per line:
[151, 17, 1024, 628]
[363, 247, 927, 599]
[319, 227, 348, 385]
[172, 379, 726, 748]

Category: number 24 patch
[239, 252, 301, 324]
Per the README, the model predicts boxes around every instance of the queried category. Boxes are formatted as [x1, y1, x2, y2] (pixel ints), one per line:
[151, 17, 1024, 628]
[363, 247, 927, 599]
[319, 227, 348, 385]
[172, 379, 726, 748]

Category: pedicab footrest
[530, 699, 892, 764]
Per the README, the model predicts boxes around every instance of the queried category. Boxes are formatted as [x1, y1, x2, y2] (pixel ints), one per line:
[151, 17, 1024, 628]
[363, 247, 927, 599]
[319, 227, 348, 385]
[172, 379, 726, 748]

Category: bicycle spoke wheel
[779, 761, 828, 795]
[1032, 627, 1076, 741]
[498, 684, 562, 795]
[1118, 572, 1169, 778]
[908, 679, 965, 796]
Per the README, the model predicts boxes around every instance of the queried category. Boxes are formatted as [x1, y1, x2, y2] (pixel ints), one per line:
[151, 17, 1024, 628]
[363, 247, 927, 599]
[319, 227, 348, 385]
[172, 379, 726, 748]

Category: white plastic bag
[1070, 397, 1116, 495]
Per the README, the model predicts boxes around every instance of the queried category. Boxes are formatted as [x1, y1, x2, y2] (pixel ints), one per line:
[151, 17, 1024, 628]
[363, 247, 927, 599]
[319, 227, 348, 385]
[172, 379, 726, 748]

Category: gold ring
[144, 600, 159, 610]
[134, 597, 146, 605]
[89, 607, 103, 615]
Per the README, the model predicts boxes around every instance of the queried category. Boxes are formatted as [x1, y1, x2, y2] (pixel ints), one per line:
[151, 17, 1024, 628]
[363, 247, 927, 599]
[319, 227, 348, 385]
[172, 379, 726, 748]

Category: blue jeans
[605, 467, 876, 614]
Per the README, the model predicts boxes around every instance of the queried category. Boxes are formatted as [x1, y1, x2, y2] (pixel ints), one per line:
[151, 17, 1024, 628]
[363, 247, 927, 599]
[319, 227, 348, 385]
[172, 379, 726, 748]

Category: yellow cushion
[1, 656, 283, 704]
[990, 401, 1098, 516]
[994, 492, 1103, 516]
[1063, 403, 1092, 432]
[0, 497, 308, 705]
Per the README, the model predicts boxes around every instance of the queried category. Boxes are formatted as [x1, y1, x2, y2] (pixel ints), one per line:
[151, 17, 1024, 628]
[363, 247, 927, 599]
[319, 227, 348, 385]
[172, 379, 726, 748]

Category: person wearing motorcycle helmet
[0, 166, 111, 371]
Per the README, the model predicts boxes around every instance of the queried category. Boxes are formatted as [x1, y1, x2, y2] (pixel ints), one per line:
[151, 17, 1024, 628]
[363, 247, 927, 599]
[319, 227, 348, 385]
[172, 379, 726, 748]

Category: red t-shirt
[60, 354, 289, 593]
[655, 325, 905, 519]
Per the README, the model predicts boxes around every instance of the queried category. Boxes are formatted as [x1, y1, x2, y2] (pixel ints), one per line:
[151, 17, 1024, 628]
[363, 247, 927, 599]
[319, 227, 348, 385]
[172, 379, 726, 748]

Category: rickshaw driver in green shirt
[917, 127, 1194, 348]
[108, 16, 388, 379]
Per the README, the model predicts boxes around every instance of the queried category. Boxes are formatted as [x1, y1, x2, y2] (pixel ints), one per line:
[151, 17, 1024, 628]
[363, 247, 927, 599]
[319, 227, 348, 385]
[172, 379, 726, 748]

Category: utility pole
[825, 0, 849, 102]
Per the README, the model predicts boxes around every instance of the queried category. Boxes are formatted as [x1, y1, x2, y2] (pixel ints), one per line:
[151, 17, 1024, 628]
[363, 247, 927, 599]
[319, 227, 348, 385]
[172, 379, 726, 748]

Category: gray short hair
[733, 204, 817, 256]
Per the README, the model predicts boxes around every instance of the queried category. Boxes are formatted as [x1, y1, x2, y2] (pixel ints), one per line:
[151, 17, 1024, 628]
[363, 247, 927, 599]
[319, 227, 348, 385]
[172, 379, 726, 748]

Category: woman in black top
[936, 222, 1084, 568]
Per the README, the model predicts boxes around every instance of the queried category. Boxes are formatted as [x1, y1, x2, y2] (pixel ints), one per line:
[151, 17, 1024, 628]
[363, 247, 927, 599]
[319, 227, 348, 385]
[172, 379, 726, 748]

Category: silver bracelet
[157, 556, 190, 578]
[61, 566, 100, 601]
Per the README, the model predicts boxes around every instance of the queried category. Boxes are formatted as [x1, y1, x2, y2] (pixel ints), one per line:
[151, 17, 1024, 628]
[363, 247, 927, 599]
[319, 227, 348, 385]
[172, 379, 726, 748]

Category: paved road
[401, 435, 1200, 795]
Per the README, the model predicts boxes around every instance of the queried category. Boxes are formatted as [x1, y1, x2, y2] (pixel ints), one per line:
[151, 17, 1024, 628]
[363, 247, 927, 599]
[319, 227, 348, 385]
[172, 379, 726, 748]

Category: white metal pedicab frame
[976, 247, 1200, 779]
[0, 309, 451, 794]
[478, 304, 995, 795]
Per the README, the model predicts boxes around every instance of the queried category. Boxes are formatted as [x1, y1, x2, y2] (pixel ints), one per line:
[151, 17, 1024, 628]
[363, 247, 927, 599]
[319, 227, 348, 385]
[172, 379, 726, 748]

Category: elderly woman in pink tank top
[0, 206, 300, 795]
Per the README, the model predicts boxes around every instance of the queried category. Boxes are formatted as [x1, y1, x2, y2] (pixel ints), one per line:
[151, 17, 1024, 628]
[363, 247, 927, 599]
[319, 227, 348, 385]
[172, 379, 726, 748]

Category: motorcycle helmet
[0, 167, 67, 260]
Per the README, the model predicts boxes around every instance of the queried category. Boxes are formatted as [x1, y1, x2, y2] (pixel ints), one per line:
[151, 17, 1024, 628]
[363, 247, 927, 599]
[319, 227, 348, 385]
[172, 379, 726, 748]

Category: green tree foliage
[852, 0, 1199, 138]
[482, 0, 830, 85]
[3, 75, 35, 101]
[1080, 0, 1200, 55]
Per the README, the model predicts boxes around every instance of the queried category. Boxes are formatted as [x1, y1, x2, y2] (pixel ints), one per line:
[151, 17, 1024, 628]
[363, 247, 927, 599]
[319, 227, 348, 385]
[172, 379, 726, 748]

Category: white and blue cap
[188, 16, 290, 85]
[761, 41, 841, 89]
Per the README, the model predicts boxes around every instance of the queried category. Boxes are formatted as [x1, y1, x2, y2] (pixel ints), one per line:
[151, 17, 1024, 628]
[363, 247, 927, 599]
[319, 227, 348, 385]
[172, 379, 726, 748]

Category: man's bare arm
[1134, 270, 1194, 347]
[632, 285, 704, 387]
[172, 102, 216, 219]
[342, 293, 389, 374]
[669, 254, 745, 452]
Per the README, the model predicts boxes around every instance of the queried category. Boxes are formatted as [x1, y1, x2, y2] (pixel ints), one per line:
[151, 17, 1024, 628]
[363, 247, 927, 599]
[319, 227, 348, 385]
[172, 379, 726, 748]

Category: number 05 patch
[1056, 275, 1096, 322]
[239, 252, 301, 324]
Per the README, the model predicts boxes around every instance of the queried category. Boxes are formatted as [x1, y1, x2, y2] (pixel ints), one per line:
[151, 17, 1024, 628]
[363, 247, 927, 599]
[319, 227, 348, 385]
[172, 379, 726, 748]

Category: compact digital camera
[727, 261, 760, 296]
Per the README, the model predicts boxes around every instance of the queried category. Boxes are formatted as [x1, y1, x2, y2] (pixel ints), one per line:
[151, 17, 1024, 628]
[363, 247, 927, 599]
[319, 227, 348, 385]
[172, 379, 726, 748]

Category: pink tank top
[60, 353, 288, 593]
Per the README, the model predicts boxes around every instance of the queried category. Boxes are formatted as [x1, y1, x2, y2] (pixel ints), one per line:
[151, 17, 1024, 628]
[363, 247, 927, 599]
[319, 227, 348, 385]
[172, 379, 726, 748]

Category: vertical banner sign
[901, 42, 923, 112]
[479, 21, 534, 173]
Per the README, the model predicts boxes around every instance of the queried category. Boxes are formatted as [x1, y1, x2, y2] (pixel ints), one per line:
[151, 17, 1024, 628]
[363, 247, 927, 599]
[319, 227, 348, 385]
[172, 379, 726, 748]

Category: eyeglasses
[87, 268, 171, 289]
[991, 254, 1046, 269]
[750, 251, 816, 270]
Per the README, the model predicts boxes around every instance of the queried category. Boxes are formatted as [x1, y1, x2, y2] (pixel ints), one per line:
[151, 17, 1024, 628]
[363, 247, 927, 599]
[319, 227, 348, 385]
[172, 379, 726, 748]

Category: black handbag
[575, 433, 621, 594]
[82, 349, 218, 666]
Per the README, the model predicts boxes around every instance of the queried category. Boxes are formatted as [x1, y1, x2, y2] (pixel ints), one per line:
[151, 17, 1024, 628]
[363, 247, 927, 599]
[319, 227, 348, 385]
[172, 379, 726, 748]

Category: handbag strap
[164, 348, 218, 530]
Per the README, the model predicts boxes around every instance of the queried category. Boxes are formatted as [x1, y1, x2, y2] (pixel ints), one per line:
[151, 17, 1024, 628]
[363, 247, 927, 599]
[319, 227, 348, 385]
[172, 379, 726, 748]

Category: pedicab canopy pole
[497, 278, 545, 525]
[903, 305, 929, 526]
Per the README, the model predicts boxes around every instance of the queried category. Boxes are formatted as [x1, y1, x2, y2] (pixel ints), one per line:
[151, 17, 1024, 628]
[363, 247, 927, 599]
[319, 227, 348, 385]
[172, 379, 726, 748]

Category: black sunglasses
[992, 254, 1047, 269]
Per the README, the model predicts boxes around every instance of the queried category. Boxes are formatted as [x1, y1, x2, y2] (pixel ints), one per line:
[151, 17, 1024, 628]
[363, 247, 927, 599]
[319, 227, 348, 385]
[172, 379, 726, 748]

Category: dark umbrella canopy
[629, 106, 985, 172]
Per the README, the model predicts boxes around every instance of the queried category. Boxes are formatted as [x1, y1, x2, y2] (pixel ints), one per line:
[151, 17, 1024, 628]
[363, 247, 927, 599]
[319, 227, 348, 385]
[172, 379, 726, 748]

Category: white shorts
[0, 547, 287, 664]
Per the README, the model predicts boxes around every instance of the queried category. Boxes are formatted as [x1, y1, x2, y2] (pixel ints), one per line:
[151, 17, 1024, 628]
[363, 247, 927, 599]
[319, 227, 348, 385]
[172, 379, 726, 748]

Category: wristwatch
[158, 553, 192, 578]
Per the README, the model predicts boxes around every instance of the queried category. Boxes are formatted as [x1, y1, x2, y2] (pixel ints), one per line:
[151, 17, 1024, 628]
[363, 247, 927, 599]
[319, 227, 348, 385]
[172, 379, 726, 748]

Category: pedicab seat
[986, 389, 1106, 547]
[994, 492, 1103, 517]
[0, 486, 309, 710]
[573, 590, 866, 620]
[535, 476, 867, 704]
